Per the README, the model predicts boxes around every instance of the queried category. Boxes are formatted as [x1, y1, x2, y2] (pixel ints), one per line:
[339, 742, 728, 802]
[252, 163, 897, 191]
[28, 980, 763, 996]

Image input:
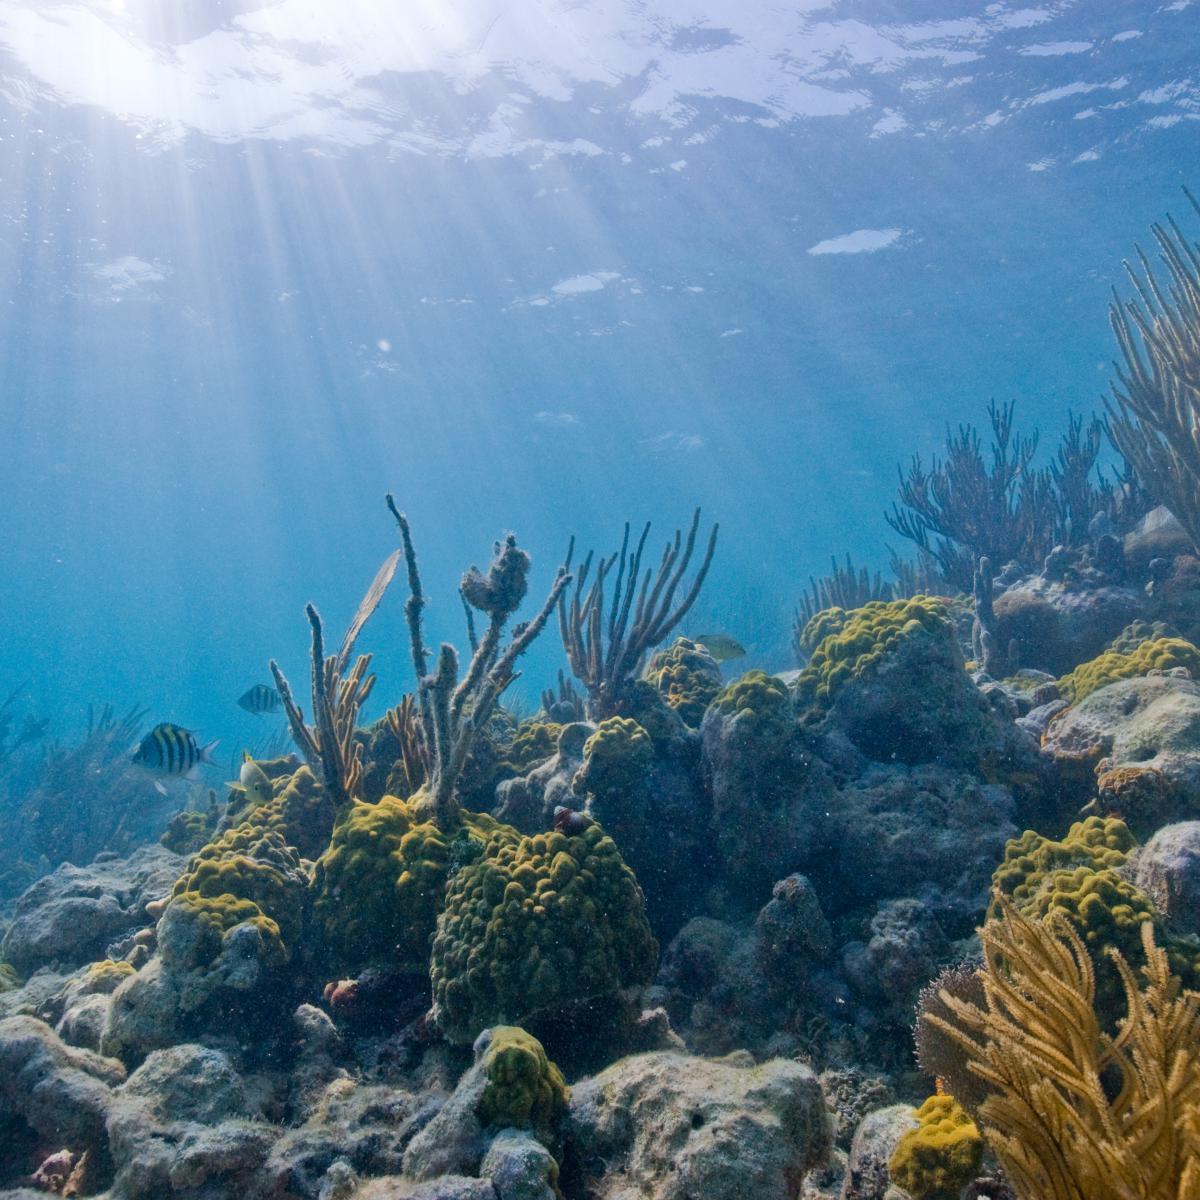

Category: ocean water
[1, 0, 1197, 750]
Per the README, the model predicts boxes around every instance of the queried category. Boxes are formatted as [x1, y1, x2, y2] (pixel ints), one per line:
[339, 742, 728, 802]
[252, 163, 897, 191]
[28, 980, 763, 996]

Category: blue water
[1, 0, 1197, 757]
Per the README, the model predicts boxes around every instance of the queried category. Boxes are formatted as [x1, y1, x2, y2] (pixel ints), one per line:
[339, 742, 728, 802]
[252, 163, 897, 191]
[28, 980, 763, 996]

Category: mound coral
[477, 1025, 568, 1135]
[1058, 636, 1200, 703]
[888, 1093, 983, 1200]
[311, 796, 516, 972]
[644, 637, 723, 726]
[430, 821, 657, 1044]
[500, 721, 564, 779]
[574, 717, 655, 803]
[794, 597, 950, 710]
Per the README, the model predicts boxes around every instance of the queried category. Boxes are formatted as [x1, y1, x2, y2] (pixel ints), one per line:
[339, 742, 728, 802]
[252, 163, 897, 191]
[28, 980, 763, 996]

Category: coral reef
[643, 636, 723, 726]
[1057, 634, 1200, 702]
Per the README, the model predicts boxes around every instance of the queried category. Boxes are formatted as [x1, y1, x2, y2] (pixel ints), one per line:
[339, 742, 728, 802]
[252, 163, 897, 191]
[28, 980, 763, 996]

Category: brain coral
[311, 795, 516, 972]
[793, 597, 951, 710]
[430, 820, 657, 1044]
[1058, 636, 1200, 704]
[889, 1093, 982, 1200]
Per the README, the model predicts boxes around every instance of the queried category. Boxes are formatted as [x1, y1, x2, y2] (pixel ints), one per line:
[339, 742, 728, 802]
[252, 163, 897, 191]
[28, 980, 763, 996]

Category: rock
[563, 1050, 829, 1200]
[1132, 821, 1200, 937]
[57, 991, 112, 1052]
[1124, 506, 1191, 570]
[1041, 675, 1200, 826]
[101, 955, 183, 1062]
[993, 578, 1143, 673]
[494, 724, 591, 832]
[354, 1178, 498, 1200]
[0, 1015, 123, 1150]
[106, 1043, 274, 1199]
[818, 765, 1017, 923]
[840, 900, 947, 1028]
[840, 1104, 918, 1200]
[480, 1129, 558, 1200]
[0, 847, 183, 975]
[263, 1078, 428, 1197]
[755, 874, 832, 984]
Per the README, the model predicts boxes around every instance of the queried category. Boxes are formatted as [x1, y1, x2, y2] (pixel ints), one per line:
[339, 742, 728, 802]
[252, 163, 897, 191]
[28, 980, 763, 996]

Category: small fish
[692, 633, 747, 663]
[132, 723, 218, 794]
[238, 684, 281, 715]
[238, 752, 275, 808]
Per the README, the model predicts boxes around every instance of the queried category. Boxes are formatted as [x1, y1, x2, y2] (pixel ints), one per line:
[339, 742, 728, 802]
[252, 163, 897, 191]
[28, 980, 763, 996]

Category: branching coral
[886, 400, 1056, 590]
[1107, 190, 1200, 552]
[558, 509, 718, 719]
[270, 552, 398, 808]
[924, 899, 1200, 1200]
[387, 496, 571, 829]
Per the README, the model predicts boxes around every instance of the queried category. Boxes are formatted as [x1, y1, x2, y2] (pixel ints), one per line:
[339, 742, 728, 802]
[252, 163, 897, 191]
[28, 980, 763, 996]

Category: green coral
[1105, 619, 1179, 656]
[574, 717, 654, 801]
[794, 596, 951, 709]
[644, 637, 722, 726]
[710, 669, 793, 730]
[312, 796, 516, 971]
[1058, 636, 1200, 703]
[477, 1025, 568, 1135]
[228, 763, 335, 860]
[499, 721, 564, 778]
[431, 821, 658, 1044]
[889, 1094, 983, 1200]
[991, 817, 1200, 1022]
[168, 822, 306, 965]
[81, 958, 136, 993]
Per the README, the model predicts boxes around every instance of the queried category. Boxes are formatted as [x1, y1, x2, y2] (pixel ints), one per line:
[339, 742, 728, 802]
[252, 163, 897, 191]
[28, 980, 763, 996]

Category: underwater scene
[3, 0, 1200, 1197]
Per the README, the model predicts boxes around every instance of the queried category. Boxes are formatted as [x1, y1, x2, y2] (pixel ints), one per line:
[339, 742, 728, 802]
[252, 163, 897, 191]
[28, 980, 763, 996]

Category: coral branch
[559, 509, 718, 718]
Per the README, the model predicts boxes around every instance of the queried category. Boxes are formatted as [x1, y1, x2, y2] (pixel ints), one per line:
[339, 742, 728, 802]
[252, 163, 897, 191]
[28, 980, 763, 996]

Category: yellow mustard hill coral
[81, 958, 136, 993]
[311, 795, 517, 972]
[160, 807, 219, 856]
[500, 721, 564, 778]
[229, 762, 336, 860]
[430, 820, 658, 1044]
[477, 1025, 568, 1135]
[710, 668, 793, 728]
[1058, 636, 1200, 703]
[794, 596, 951, 709]
[889, 1093, 983, 1200]
[575, 716, 654, 800]
[168, 822, 307, 964]
[991, 817, 1200, 1025]
[644, 637, 722, 727]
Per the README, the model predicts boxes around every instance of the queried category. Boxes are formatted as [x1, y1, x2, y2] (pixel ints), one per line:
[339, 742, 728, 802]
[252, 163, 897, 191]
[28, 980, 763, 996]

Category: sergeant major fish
[238, 684, 282, 715]
[132, 723, 219, 794]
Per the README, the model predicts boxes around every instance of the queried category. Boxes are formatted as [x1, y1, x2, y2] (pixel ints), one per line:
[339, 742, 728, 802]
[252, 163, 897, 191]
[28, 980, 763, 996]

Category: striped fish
[237, 684, 281, 715]
[132, 723, 218, 793]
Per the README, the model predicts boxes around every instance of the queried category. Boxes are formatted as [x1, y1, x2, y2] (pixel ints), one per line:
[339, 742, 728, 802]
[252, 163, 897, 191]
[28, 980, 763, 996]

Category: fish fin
[154, 780, 169, 796]
[198, 738, 220, 765]
[243, 749, 253, 763]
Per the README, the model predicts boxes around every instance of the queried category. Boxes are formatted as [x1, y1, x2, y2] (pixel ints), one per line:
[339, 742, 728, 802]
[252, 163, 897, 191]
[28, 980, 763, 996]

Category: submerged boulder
[562, 1049, 829, 1200]
[0, 847, 183, 975]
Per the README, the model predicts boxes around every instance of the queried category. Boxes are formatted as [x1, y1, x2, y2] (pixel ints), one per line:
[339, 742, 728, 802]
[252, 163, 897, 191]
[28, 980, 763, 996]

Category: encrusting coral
[1057, 635, 1200, 703]
[923, 898, 1200, 1200]
[888, 1092, 983, 1200]
[793, 596, 951, 710]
